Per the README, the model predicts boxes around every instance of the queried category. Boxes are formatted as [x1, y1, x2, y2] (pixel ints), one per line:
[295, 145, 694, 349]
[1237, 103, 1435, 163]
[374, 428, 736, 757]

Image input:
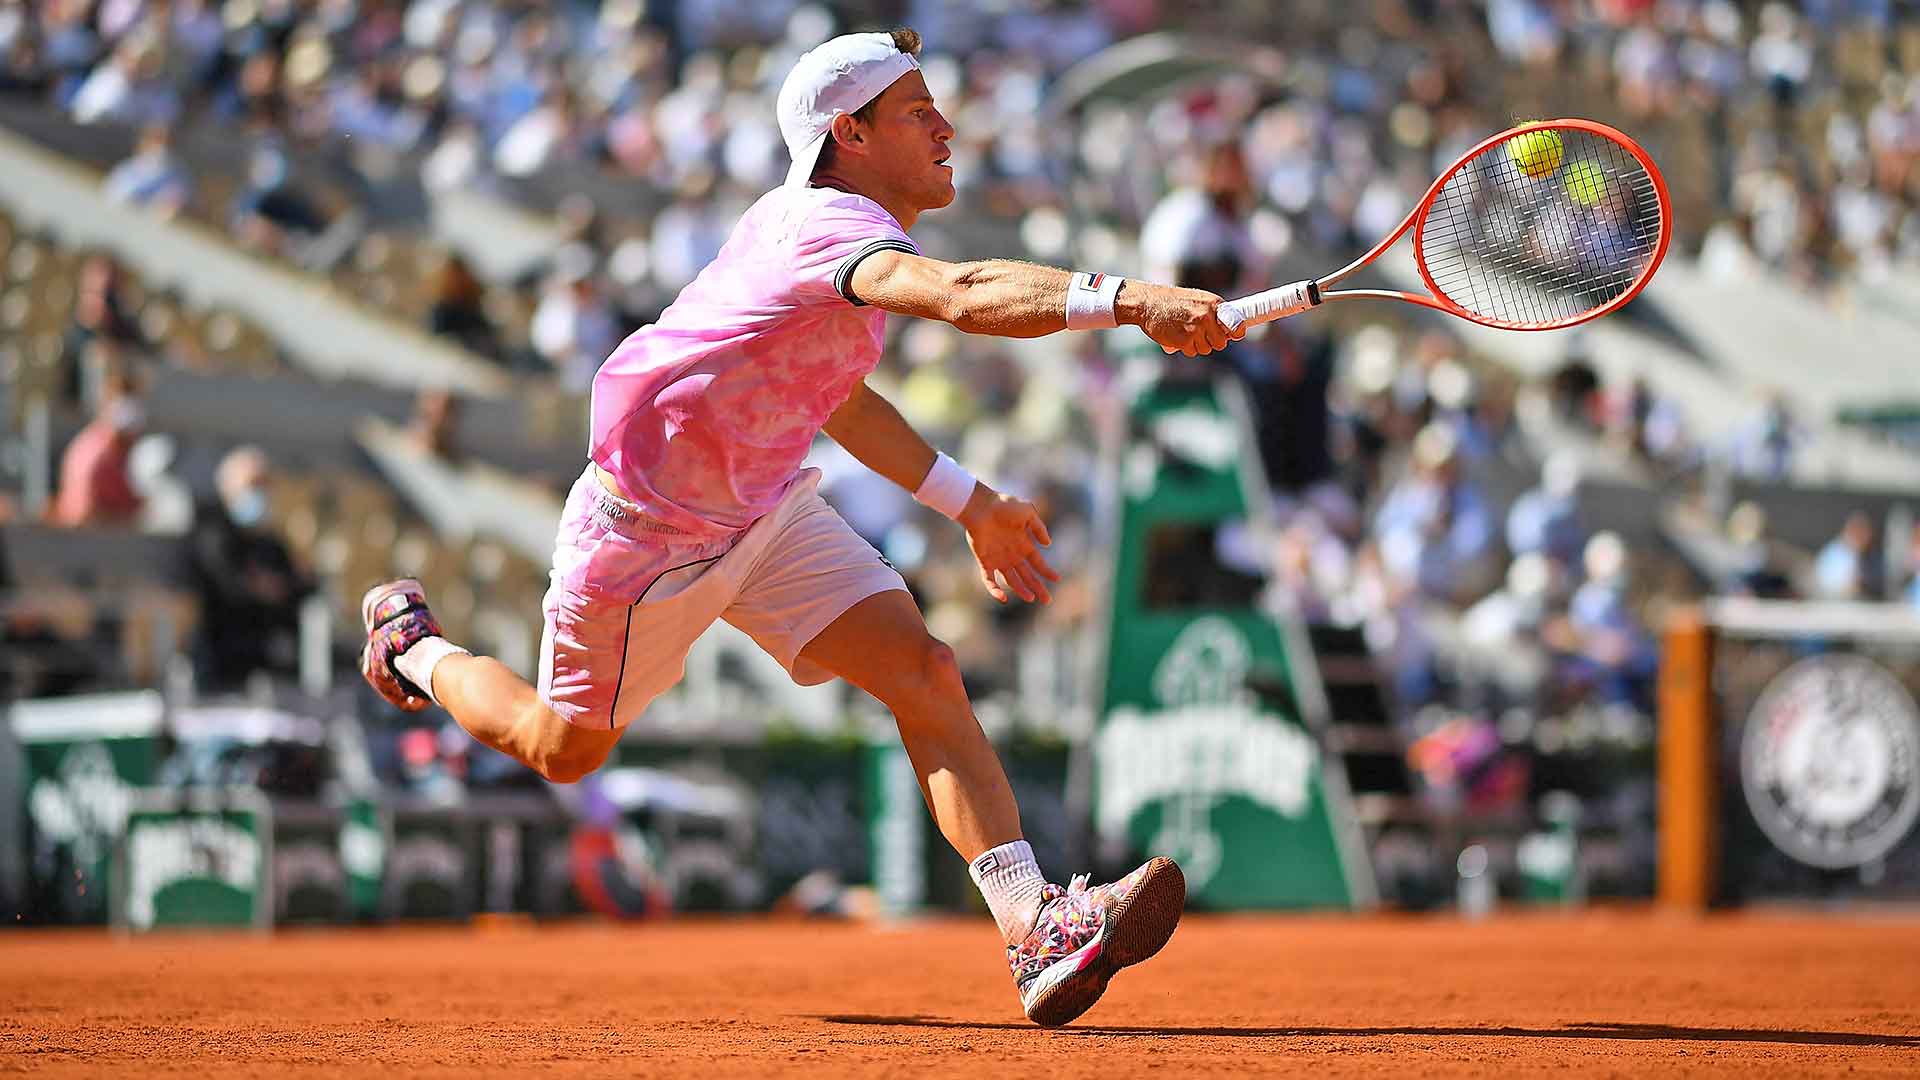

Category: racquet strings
[1417, 128, 1664, 328]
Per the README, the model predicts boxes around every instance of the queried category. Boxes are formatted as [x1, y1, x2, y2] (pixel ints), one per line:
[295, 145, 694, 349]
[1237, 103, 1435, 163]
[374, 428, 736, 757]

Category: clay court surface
[5, 911, 1919, 1077]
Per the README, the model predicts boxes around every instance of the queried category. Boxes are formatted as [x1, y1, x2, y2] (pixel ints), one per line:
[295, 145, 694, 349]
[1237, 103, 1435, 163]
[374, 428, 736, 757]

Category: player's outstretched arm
[823, 380, 1059, 604]
[846, 250, 1239, 357]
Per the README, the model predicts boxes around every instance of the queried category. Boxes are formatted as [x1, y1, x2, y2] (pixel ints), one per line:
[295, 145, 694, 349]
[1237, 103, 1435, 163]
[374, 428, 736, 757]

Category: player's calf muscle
[511, 704, 616, 784]
[431, 658, 602, 782]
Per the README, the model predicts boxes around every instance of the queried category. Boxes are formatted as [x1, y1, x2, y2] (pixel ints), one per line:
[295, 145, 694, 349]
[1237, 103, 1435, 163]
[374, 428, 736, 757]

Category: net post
[1657, 607, 1717, 912]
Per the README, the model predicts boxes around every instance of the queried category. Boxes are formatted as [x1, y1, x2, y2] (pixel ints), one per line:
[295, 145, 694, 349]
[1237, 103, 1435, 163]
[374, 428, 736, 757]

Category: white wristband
[914, 452, 978, 520]
[1065, 271, 1124, 330]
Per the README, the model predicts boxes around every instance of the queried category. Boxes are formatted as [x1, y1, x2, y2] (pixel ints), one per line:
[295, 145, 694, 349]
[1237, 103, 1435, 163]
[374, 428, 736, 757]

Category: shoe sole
[359, 579, 433, 708]
[361, 578, 426, 632]
[1025, 856, 1186, 1028]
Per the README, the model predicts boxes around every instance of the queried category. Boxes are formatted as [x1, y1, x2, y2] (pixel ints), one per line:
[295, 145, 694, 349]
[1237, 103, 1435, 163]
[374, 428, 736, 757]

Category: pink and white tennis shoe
[358, 578, 442, 712]
[1009, 856, 1186, 1027]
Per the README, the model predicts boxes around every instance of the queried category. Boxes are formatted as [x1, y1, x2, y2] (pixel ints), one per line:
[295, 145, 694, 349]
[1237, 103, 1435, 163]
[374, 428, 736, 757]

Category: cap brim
[784, 131, 829, 189]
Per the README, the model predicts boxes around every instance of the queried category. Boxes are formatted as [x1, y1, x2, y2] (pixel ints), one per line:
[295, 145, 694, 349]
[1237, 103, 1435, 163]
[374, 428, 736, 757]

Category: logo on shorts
[595, 495, 633, 523]
[1741, 655, 1920, 870]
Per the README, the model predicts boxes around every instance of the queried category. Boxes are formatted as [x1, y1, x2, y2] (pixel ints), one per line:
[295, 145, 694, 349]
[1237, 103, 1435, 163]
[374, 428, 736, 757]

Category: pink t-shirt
[590, 185, 917, 537]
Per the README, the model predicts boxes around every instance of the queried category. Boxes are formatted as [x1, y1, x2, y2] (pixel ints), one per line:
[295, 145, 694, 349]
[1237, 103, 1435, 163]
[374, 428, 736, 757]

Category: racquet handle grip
[1218, 279, 1320, 332]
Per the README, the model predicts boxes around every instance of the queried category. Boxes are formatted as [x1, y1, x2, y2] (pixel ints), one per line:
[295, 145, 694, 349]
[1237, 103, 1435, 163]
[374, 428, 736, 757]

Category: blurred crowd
[1205, 319, 1676, 728]
[0, 0, 1911, 372]
[3, 0, 1919, 732]
[1487, 0, 1920, 287]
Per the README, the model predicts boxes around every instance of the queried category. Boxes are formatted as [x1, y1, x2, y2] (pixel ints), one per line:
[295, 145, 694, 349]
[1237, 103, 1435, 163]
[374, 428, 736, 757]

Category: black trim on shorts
[833, 239, 920, 306]
[608, 600, 634, 728]
[636, 554, 724, 604]
[604, 552, 723, 727]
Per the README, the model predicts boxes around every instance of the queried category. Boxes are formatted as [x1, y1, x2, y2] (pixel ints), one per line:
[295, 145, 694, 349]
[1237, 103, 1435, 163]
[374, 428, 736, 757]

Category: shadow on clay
[816, 1016, 1920, 1048]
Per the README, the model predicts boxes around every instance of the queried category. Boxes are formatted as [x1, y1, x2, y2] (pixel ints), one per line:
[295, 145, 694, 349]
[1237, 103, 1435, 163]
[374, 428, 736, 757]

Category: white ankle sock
[968, 839, 1048, 944]
[393, 636, 470, 706]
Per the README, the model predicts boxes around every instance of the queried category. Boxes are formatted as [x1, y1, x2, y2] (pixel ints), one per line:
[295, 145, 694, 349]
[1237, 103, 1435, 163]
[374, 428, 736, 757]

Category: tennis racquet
[1217, 119, 1671, 334]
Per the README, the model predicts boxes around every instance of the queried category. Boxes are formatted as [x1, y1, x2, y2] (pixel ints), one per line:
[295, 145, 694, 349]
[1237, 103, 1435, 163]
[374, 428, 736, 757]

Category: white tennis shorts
[537, 466, 907, 730]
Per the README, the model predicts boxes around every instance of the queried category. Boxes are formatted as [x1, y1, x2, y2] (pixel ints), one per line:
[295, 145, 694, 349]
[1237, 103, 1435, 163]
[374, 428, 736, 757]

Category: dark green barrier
[67, 725, 1076, 927]
[614, 731, 1074, 914]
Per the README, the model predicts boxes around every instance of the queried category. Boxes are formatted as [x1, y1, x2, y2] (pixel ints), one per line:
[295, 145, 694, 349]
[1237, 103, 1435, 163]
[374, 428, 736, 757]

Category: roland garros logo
[1741, 655, 1920, 870]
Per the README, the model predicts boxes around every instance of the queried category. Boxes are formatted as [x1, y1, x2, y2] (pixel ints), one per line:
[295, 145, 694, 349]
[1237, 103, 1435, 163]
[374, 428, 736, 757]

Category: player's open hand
[957, 487, 1060, 604]
[1124, 283, 1243, 357]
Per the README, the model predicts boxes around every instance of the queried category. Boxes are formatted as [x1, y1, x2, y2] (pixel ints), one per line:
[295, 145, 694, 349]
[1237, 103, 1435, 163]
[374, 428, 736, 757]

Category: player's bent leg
[361, 469, 746, 784]
[796, 588, 1021, 860]
[430, 652, 620, 783]
[360, 579, 618, 783]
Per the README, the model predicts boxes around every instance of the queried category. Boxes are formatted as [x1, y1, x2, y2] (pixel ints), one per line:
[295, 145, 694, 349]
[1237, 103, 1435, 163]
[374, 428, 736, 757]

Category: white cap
[777, 32, 920, 189]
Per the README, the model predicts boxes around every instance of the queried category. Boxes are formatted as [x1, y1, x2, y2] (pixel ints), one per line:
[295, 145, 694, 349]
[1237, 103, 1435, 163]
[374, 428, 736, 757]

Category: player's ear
[830, 112, 864, 153]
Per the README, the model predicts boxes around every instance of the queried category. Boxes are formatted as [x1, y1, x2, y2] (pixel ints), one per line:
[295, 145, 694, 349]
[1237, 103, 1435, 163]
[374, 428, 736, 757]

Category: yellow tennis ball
[1506, 128, 1564, 179]
[1564, 160, 1608, 206]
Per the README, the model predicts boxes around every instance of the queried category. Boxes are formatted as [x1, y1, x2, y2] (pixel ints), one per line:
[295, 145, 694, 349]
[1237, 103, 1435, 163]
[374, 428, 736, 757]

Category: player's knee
[523, 706, 615, 784]
[535, 740, 612, 784]
[907, 635, 966, 703]
[534, 745, 600, 785]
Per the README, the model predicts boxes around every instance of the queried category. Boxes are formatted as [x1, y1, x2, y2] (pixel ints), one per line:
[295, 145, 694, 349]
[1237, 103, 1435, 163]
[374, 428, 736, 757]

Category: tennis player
[360, 28, 1236, 1027]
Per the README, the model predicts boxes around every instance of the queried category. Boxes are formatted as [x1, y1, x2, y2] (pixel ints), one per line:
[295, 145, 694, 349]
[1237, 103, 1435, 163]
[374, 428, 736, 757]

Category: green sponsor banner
[1094, 376, 1368, 909]
[113, 789, 273, 931]
[864, 739, 925, 915]
[338, 797, 386, 919]
[12, 692, 165, 922]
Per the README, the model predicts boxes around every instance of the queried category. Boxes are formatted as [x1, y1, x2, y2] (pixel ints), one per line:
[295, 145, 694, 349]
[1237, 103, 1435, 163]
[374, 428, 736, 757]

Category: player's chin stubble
[926, 169, 956, 209]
